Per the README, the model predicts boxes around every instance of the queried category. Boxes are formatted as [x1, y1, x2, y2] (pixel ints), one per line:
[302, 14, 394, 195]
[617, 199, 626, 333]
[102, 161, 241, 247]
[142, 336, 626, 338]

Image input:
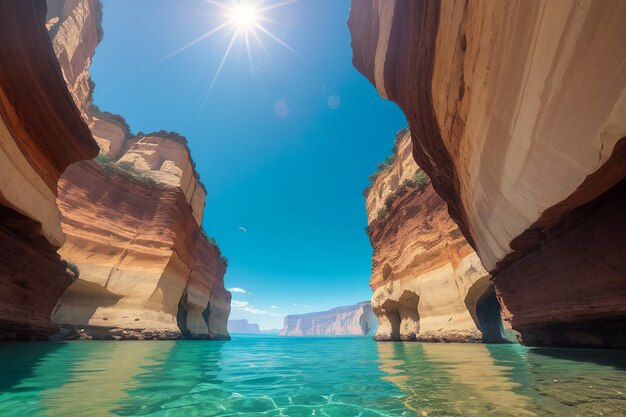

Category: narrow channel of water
[0, 336, 624, 416]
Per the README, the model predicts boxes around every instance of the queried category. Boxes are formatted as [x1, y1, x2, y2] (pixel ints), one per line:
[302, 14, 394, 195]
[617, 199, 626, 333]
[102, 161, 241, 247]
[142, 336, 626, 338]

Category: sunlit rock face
[0, 1, 99, 340]
[118, 133, 207, 225]
[228, 319, 260, 334]
[47, 0, 230, 340]
[350, 0, 626, 347]
[53, 161, 230, 340]
[46, 0, 102, 117]
[366, 133, 504, 343]
[279, 302, 377, 336]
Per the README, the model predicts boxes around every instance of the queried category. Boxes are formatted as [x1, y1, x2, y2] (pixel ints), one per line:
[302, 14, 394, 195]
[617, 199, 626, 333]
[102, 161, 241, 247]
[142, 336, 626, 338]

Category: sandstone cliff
[0, 1, 99, 340]
[366, 132, 505, 342]
[228, 319, 261, 334]
[349, 0, 626, 347]
[46, 0, 231, 340]
[279, 302, 377, 336]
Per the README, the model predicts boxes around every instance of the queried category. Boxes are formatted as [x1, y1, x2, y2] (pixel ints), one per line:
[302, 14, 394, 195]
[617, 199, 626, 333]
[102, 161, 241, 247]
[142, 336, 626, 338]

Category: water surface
[0, 336, 624, 416]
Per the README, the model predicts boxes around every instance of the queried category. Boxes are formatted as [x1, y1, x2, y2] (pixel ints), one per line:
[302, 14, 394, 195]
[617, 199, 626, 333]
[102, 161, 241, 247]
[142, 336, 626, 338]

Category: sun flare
[228, 3, 260, 30]
[156, 0, 304, 105]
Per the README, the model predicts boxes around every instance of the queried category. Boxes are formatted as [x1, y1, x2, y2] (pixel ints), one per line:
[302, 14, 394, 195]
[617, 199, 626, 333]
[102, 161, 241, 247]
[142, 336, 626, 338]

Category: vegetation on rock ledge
[374, 169, 431, 223]
[363, 127, 410, 197]
[200, 229, 229, 267]
[95, 153, 166, 189]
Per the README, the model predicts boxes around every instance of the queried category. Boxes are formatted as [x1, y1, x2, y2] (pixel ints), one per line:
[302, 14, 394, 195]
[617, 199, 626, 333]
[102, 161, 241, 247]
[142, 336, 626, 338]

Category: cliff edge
[349, 0, 626, 347]
[365, 132, 505, 342]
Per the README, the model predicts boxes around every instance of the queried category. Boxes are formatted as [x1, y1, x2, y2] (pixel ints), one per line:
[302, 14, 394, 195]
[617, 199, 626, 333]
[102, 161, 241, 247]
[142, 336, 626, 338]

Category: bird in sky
[239, 226, 247, 232]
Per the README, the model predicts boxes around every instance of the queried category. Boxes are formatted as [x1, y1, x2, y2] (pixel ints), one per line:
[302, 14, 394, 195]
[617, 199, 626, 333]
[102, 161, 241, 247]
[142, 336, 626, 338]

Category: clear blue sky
[91, 0, 406, 329]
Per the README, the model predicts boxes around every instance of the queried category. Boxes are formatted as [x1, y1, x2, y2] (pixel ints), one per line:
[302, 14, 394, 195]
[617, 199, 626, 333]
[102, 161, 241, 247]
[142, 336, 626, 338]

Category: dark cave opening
[475, 287, 507, 343]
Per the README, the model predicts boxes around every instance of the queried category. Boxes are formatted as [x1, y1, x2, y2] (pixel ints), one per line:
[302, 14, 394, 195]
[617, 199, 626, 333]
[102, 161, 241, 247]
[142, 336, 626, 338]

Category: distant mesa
[279, 301, 377, 336]
[228, 319, 260, 334]
[259, 329, 281, 335]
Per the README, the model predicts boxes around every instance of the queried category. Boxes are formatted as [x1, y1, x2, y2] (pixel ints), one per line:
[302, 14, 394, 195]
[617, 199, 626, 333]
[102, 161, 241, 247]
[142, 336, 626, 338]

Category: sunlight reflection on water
[0, 337, 624, 416]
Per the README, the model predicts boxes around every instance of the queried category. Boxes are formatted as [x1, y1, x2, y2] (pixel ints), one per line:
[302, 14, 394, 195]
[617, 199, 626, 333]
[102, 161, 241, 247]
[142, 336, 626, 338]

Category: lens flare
[229, 3, 259, 29]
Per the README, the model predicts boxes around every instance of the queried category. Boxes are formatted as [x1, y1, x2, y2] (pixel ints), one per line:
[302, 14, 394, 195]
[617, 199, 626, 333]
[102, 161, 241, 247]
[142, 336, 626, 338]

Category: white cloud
[270, 305, 280, 310]
[231, 300, 250, 309]
[232, 300, 281, 317]
[229, 287, 250, 294]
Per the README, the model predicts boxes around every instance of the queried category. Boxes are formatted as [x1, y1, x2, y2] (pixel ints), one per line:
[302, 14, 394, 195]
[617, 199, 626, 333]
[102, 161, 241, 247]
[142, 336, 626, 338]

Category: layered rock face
[349, 0, 626, 347]
[279, 302, 377, 336]
[47, 0, 231, 340]
[118, 133, 207, 225]
[366, 133, 505, 342]
[46, 0, 102, 117]
[0, 1, 99, 340]
[228, 319, 260, 334]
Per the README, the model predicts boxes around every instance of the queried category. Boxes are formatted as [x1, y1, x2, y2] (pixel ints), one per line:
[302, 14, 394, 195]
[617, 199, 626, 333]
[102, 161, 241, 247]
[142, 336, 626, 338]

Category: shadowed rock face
[46, 0, 230, 340]
[0, 0, 99, 340]
[279, 302, 377, 336]
[350, 0, 626, 347]
[366, 134, 505, 343]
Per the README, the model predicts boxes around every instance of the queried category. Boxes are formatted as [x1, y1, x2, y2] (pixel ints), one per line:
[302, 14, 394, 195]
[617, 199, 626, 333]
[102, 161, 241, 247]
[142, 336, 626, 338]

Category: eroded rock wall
[366, 133, 504, 342]
[279, 302, 377, 336]
[46, 0, 101, 117]
[47, 0, 230, 340]
[118, 134, 207, 225]
[0, 1, 99, 340]
[349, 0, 626, 347]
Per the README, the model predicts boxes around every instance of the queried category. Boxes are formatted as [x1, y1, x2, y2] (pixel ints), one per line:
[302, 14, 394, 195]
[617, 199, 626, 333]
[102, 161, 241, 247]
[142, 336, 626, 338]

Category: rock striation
[228, 319, 261, 334]
[366, 132, 505, 342]
[279, 302, 377, 336]
[0, 0, 99, 340]
[349, 0, 626, 347]
[46, 0, 230, 340]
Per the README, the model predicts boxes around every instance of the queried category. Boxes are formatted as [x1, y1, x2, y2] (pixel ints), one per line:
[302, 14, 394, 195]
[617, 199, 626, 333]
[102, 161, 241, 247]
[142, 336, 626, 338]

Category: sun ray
[249, 25, 280, 70]
[244, 30, 254, 73]
[253, 23, 318, 69]
[158, 21, 230, 64]
[201, 30, 240, 107]
[191, 0, 313, 104]
[204, 0, 233, 12]
[259, 0, 299, 13]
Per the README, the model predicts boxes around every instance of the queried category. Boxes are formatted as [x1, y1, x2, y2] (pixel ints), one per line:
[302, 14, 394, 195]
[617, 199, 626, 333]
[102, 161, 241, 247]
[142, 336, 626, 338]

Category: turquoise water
[0, 336, 624, 417]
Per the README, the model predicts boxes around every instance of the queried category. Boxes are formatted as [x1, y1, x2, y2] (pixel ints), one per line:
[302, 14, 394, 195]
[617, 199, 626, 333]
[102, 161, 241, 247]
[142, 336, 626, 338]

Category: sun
[228, 3, 260, 30]
[156, 0, 304, 106]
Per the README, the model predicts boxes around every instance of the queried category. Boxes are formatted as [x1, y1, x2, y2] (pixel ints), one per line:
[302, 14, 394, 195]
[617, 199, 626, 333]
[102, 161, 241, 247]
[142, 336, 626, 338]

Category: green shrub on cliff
[362, 127, 410, 198]
[375, 169, 431, 222]
[94, 153, 165, 189]
[402, 169, 429, 192]
[199, 229, 229, 267]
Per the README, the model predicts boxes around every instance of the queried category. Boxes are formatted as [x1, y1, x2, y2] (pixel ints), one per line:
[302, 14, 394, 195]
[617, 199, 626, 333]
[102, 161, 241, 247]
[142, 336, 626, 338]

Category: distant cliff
[349, 0, 626, 347]
[228, 319, 260, 334]
[0, 1, 99, 340]
[365, 132, 505, 342]
[279, 302, 377, 336]
[46, 0, 230, 340]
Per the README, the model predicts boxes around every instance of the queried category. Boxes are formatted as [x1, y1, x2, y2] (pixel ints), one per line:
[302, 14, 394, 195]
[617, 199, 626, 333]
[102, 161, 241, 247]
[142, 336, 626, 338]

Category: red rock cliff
[47, 0, 231, 340]
[366, 132, 505, 342]
[349, 0, 626, 347]
[0, 1, 99, 340]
